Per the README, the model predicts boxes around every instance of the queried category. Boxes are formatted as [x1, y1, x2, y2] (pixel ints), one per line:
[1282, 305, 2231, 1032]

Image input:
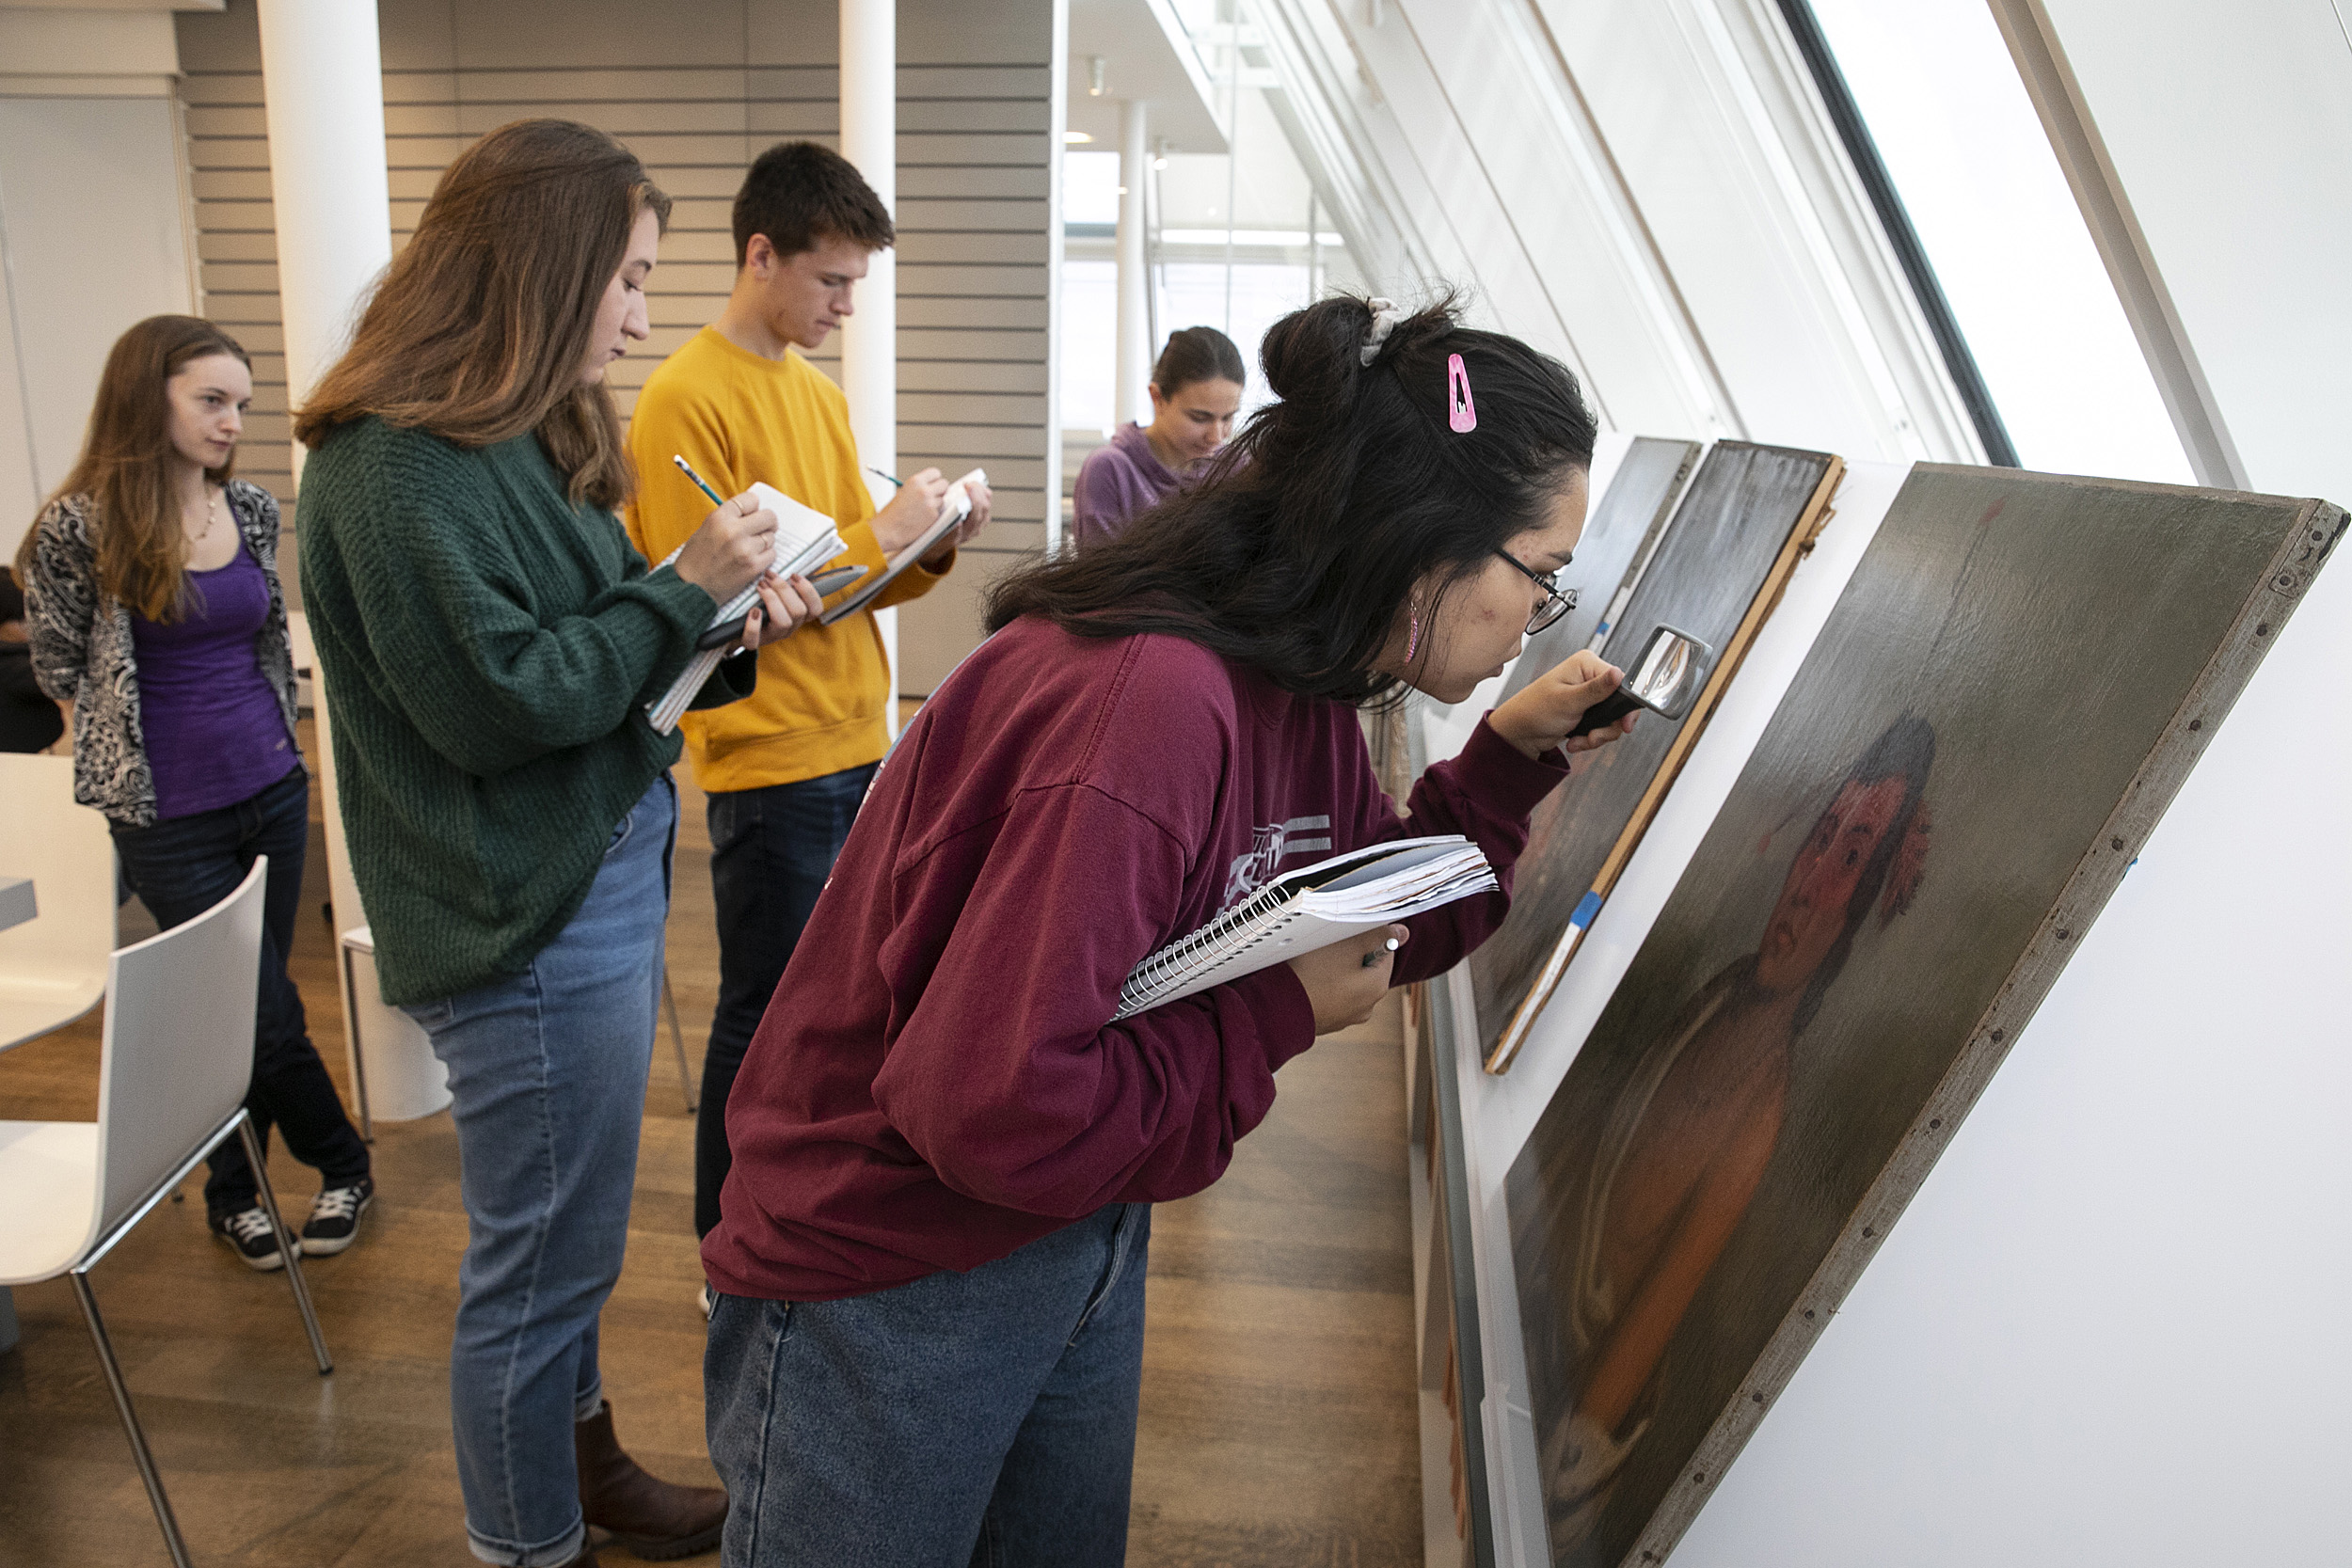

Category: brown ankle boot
[573, 1400, 728, 1561]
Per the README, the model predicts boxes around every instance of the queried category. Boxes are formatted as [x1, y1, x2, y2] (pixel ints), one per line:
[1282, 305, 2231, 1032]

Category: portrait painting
[1504, 466, 2344, 1568]
[1475, 443, 1842, 1071]
[1498, 436, 1701, 706]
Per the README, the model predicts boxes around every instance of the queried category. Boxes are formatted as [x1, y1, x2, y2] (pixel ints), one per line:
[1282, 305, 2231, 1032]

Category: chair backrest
[0, 752, 116, 992]
[91, 856, 265, 1234]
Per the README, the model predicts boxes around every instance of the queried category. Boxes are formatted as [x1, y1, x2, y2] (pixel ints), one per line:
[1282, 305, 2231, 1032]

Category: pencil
[673, 454, 728, 508]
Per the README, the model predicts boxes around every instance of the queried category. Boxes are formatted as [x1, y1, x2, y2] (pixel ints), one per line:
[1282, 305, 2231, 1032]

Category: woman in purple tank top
[18, 316, 373, 1270]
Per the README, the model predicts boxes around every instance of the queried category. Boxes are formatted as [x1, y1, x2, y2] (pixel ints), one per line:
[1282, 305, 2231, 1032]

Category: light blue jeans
[705, 1201, 1151, 1567]
[403, 775, 675, 1566]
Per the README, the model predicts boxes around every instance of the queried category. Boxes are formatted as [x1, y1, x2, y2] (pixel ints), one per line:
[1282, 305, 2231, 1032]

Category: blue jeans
[400, 775, 675, 1567]
[695, 763, 876, 1237]
[108, 764, 369, 1216]
[705, 1202, 1151, 1567]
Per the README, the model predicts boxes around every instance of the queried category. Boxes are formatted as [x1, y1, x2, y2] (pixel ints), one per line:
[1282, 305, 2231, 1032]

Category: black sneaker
[301, 1177, 374, 1257]
[210, 1205, 286, 1271]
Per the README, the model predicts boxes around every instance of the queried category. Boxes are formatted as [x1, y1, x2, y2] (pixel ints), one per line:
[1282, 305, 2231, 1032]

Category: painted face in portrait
[1755, 775, 1908, 994]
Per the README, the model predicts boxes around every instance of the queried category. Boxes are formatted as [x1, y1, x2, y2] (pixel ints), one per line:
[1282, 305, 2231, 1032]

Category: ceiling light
[1065, 131, 1093, 143]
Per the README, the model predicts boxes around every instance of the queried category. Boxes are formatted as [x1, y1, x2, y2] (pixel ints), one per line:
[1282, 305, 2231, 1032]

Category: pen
[673, 454, 728, 509]
[865, 466, 902, 489]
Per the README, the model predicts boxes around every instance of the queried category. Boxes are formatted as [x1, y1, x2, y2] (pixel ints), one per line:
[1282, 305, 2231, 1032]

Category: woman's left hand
[739, 573, 825, 650]
[1489, 648, 1635, 759]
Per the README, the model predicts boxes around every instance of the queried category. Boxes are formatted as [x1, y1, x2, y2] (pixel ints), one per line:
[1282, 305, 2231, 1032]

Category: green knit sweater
[298, 418, 751, 1005]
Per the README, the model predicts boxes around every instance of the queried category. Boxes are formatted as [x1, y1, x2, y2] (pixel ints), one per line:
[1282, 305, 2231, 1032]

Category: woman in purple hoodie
[1071, 325, 1245, 547]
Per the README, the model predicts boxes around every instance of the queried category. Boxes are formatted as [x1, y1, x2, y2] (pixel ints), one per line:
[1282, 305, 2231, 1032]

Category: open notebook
[645, 483, 846, 735]
[1111, 835, 1498, 1022]
[821, 467, 988, 625]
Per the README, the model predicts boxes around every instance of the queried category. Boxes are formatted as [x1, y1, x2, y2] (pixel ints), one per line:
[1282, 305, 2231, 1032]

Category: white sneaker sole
[215, 1227, 285, 1272]
[300, 1196, 373, 1257]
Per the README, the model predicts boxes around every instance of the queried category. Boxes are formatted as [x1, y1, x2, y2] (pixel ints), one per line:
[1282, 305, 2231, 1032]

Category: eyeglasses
[1493, 549, 1579, 635]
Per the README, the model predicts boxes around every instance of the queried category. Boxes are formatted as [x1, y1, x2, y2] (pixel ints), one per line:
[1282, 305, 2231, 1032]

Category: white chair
[0, 857, 332, 1568]
[0, 752, 114, 1053]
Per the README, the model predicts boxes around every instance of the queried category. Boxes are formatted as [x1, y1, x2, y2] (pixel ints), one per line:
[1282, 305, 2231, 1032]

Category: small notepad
[1112, 835, 1498, 1021]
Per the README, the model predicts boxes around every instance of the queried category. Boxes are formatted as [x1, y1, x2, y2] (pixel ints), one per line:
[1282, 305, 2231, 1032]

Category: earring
[1406, 605, 1422, 661]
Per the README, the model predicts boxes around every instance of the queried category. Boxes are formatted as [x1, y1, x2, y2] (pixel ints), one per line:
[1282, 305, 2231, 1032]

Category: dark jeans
[696, 762, 876, 1237]
[109, 765, 370, 1217]
[705, 1203, 1151, 1567]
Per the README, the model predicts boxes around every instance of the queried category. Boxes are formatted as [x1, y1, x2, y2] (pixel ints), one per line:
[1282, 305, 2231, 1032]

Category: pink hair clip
[1446, 353, 1477, 434]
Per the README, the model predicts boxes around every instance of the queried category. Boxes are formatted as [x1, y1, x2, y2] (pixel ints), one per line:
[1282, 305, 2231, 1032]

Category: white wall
[0, 92, 198, 558]
[1662, 3, 2352, 1562]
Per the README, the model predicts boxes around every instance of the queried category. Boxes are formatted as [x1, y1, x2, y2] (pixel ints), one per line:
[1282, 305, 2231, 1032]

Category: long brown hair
[15, 315, 251, 623]
[294, 119, 672, 510]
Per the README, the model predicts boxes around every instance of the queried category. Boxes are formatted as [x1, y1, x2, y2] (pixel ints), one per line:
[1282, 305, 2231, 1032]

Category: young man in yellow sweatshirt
[628, 141, 991, 1251]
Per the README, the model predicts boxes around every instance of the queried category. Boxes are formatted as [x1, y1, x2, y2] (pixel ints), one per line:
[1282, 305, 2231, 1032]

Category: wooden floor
[0, 727, 1424, 1566]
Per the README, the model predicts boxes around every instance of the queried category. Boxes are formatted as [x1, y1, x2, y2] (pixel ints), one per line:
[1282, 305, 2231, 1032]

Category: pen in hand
[674, 454, 729, 510]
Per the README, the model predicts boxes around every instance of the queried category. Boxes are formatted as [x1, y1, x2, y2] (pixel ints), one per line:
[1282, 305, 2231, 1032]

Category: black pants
[696, 762, 876, 1238]
[111, 766, 370, 1217]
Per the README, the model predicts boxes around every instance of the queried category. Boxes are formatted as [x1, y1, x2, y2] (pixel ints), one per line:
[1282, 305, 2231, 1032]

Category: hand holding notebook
[1110, 835, 1497, 1021]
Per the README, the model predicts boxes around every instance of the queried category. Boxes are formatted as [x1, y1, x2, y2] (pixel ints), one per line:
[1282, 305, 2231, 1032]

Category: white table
[0, 875, 32, 1351]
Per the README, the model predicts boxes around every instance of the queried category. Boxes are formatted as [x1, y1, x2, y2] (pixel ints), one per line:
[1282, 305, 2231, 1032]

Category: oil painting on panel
[1497, 436, 1701, 706]
[1474, 443, 1841, 1071]
[1504, 466, 2343, 1568]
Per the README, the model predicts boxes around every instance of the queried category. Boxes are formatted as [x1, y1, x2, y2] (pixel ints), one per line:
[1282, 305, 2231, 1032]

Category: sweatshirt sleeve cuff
[1229, 962, 1319, 1071]
[1463, 713, 1575, 816]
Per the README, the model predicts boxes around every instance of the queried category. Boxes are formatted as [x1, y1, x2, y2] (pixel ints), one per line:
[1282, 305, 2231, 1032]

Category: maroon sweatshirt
[703, 614, 1571, 1301]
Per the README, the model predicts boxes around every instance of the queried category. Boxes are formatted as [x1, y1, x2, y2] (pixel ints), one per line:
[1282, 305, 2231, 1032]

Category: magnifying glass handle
[1568, 688, 1644, 738]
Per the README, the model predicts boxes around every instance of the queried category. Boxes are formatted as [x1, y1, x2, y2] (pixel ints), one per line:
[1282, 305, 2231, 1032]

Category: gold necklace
[186, 485, 223, 543]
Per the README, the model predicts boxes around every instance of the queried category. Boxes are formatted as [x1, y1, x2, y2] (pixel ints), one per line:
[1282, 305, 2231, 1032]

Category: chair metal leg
[338, 942, 374, 1143]
[663, 968, 696, 1113]
[239, 1117, 333, 1376]
[70, 1270, 195, 1568]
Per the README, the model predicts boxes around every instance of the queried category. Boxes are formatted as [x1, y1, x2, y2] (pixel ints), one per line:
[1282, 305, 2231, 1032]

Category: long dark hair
[990, 293, 1597, 704]
[294, 119, 671, 511]
[17, 315, 251, 623]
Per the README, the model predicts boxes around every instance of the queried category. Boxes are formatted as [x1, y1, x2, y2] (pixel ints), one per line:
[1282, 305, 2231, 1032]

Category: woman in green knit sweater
[297, 120, 818, 1568]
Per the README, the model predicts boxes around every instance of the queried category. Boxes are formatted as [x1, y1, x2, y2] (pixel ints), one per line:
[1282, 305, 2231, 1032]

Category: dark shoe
[301, 1175, 374, 1256]
[575, 1400, 727, 1561]
[552, 1546, 602, 1567]
[209, 1205, 285, 1271]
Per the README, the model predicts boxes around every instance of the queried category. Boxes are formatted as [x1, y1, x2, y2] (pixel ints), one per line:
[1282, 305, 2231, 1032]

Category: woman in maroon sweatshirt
[703, 294, 1635, 1567]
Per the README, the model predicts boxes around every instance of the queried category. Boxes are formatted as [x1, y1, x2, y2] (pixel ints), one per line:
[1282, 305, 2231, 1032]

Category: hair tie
[1359, 297, 1405, 367]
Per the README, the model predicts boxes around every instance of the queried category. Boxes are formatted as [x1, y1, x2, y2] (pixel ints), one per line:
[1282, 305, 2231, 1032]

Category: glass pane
[1808, 0, 2193, 483]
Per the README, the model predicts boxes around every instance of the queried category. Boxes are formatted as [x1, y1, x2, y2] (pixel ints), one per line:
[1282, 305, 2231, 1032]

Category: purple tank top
[130, 543, 298, 819]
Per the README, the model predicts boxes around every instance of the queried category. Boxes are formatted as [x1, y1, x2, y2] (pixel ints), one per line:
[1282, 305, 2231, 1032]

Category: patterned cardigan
[21, 480, 301, 828]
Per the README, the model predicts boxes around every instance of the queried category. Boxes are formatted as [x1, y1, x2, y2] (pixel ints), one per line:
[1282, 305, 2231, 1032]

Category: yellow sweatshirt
[626, 326, 948, 793]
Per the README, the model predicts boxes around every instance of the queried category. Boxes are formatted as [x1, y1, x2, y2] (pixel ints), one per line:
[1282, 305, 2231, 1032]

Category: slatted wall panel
[173, 0, 1052, 695]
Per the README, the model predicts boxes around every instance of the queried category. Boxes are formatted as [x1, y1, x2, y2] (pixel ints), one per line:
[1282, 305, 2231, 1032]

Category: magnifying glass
[1567, 624, 1716, 736]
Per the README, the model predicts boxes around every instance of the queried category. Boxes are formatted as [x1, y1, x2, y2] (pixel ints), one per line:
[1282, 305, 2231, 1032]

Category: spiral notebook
[644, 483, 846, 734]
[1111, 835, 1498, 1021]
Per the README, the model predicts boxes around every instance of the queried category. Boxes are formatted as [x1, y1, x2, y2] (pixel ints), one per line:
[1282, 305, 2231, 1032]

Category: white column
[256, 0, 390, 487]
[1114, 98, 1151, 428]
[838, 0, 899, 733]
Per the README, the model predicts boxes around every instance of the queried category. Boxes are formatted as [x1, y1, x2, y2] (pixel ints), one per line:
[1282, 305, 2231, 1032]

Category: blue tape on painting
[1569, 890, 1603, 929]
